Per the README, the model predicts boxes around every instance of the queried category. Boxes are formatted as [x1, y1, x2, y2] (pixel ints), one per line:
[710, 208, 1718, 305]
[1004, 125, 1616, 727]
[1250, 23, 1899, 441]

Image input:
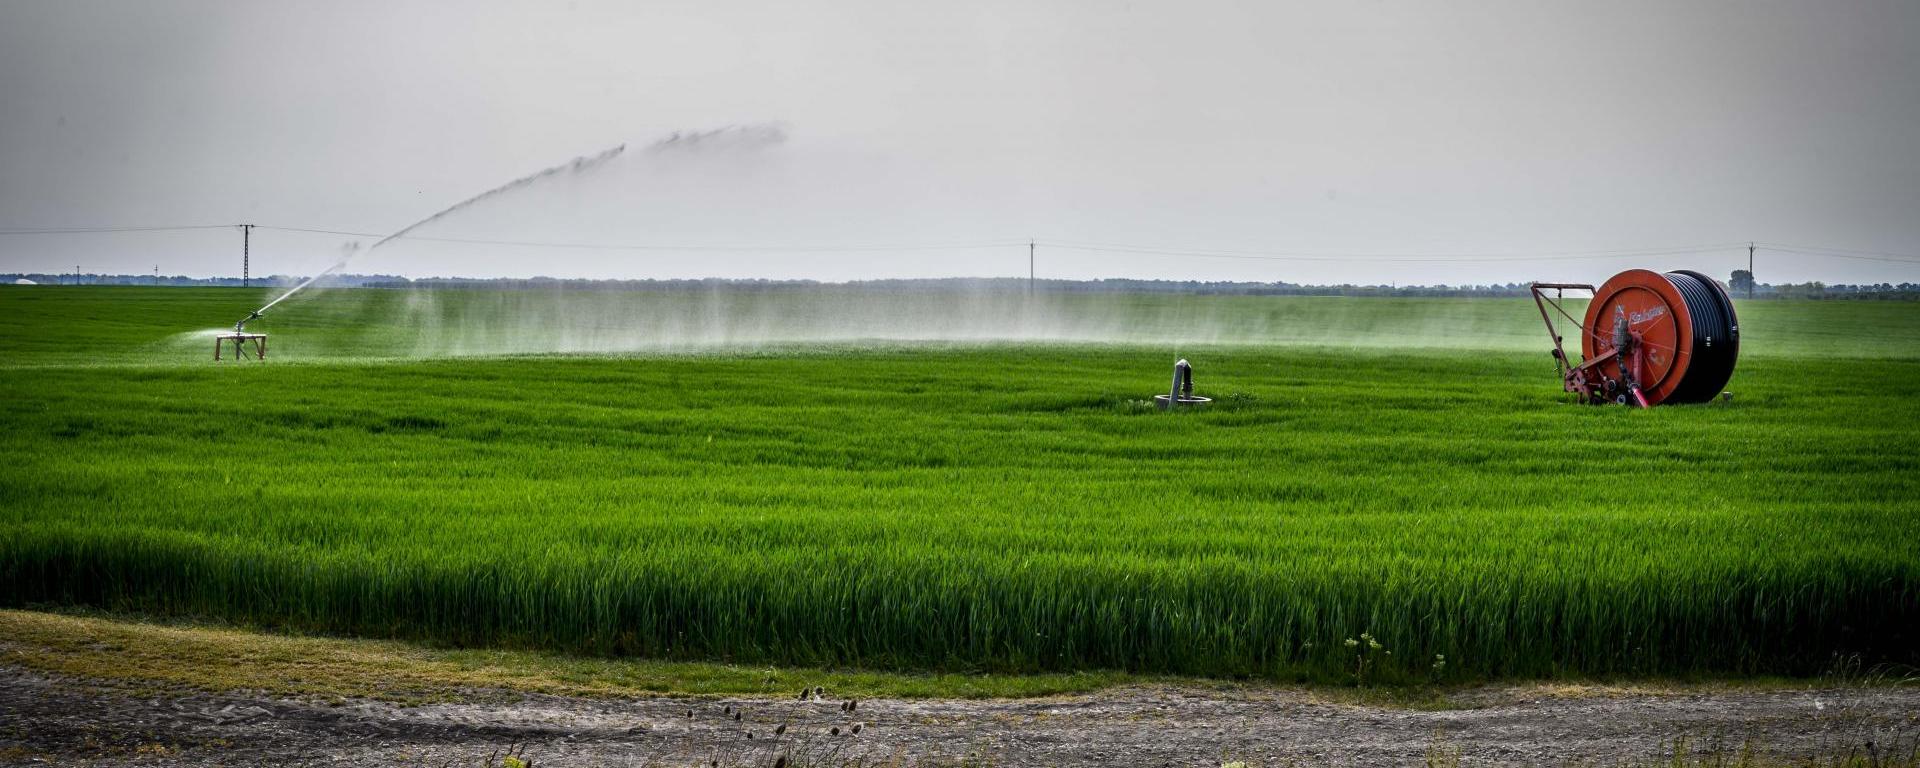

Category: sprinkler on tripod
[217, 311, 268, 361]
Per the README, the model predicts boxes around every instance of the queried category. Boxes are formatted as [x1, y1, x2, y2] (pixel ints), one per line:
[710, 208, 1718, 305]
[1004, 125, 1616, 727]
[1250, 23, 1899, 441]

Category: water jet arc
[233, 143, 628, 331]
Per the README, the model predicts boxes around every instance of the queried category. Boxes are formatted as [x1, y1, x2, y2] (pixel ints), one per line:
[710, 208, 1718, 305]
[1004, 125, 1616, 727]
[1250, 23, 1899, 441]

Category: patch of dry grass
[0, 609, 1136, 702]
[0, 610, 1855, 712]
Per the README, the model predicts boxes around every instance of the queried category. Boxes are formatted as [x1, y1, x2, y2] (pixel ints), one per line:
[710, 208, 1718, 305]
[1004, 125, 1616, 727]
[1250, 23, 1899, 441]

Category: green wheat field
[2, 285, 1916, 684]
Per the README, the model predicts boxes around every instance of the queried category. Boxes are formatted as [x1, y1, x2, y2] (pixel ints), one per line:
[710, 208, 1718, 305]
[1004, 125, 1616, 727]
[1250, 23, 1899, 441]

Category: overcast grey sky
[1, 0, 1917, 285]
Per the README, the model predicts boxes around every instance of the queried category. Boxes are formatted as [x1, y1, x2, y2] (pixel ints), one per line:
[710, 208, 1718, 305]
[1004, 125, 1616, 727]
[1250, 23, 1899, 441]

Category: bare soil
[6, 665, 1918, 767]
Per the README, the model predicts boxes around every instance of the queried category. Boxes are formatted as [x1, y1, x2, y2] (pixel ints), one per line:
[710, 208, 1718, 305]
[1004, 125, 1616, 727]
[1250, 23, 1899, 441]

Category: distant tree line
[0, 272, 405, 288]
[8, 272, 1917, 299]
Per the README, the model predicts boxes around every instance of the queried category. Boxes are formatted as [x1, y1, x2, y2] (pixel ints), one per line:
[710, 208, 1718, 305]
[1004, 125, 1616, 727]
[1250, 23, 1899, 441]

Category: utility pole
[241, 224, 254, 288]
[1747, 241, 1755, 299]
[1028, 239, 1035, 296]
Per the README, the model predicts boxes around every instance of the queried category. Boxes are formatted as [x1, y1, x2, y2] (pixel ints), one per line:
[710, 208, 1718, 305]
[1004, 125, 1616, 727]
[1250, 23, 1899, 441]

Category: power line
[5, 221, 1918, 267]
[1755, 243, 1920, 264]
[254, 225, 1026, 253]
[1037, 239, 1748, 264]
[254, 228, 1767, 265]
[0, 224, 237, 235]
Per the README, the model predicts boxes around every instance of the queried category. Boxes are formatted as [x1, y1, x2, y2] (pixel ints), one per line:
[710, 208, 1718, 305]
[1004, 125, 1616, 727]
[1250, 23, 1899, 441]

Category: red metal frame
[1530, 282, 1650, 407]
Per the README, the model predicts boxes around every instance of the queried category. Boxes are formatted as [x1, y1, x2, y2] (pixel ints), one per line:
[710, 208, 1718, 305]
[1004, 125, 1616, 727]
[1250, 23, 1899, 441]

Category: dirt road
[6, 665, 1917, 767]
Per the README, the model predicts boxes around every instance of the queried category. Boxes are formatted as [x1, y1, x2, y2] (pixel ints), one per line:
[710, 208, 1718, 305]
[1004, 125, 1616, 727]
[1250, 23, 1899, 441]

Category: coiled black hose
[1663, 270, 1740, 403]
